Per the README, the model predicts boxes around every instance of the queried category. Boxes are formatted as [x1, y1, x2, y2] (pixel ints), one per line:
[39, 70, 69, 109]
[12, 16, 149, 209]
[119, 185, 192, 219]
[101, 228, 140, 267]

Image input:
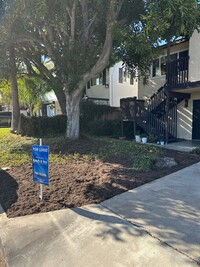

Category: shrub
[80, 101, 121, 137]
[191, 147, 200, 155]
[20, 114, 67, 137]
[148, 134, 157, 143]
[81, 101, 113, 121]
[133, 155, 157, 171]
[85, 120, 121, 137]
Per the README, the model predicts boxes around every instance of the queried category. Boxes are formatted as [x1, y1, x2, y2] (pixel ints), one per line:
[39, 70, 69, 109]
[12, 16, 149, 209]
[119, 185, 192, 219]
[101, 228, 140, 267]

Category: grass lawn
[0, 128, 161, 170]
[0, 128, 37, 166]
[0, 128, 199, 218]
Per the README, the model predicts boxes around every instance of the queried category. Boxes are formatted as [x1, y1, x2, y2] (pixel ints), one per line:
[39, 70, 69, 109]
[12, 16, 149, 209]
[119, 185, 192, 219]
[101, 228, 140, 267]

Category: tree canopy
[144, 0, 200, 43]
[0, 0, 145, 138]
[1, 0, 200, 138]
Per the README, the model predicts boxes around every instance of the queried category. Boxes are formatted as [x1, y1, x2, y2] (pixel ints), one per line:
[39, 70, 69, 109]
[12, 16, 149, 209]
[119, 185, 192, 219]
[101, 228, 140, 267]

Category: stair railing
[132, 98, 168, 138]
[148, 84, 166, 112]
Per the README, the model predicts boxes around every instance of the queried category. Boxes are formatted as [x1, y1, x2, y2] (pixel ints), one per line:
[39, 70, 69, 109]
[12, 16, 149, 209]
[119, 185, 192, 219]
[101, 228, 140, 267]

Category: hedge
[84, 120, 121, 137]
[20, 114, 67, 137]
[80, 101, 121, 136]
[20, 101, 133, 138]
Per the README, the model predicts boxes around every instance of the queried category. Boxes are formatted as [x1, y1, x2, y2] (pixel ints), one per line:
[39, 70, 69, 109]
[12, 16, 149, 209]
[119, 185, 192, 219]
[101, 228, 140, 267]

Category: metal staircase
[120, 85, 189, 142]
[120, 56, 191, 142]
[121, 96, 174, 141]
[147, 84, 185, 118]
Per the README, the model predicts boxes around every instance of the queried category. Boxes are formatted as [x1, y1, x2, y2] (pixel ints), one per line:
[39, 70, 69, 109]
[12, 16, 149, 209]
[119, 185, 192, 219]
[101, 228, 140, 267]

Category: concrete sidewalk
[1, 163, 200, 267]
[162, 140, 200, 152]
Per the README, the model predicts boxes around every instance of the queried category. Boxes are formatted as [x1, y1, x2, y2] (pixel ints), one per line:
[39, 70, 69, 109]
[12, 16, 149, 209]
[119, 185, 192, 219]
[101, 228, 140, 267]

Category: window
[123, 70, 127, 82]
[179, 50, 188, 59]
[103, 69, 106, 85]
[119, 68, 130, 83]
[152, 59, 159, 77]
[170, 53, 178, 61]
[130, 76, 134, 85]
[179, 50, 189, 71]
[91, 78, 96, 86]
[87, 69, 107, 88]
[87, 81, 91, 89]
[96, 73, 103, 85]
[152, 51, 187, 77]
[161, 56, 166, 75]
[119, 68, 123, 83]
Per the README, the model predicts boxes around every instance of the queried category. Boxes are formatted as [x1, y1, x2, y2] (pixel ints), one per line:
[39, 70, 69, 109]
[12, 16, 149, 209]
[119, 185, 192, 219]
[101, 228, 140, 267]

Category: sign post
[39, 138, 43, 200]
[32, 139, 49, 201]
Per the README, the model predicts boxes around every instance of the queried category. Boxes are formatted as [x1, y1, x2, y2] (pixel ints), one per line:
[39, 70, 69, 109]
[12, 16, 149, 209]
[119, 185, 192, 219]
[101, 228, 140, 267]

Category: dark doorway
[192, 100, 200, 139]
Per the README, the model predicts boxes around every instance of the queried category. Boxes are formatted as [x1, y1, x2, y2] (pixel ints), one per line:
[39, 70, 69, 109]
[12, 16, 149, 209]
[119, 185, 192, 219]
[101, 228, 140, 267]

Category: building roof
[159, 38, 189, 49]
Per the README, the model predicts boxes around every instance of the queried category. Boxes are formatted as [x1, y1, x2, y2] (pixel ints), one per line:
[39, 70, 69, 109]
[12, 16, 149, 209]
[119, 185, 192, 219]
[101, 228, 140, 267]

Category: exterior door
[47, 104, 55, 117]
[192, 100, 200, 139]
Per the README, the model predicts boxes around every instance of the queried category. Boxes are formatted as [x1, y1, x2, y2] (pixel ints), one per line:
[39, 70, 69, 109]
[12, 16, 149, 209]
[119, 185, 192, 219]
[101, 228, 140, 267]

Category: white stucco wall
[189, 30, 200, 82]
[85, 62, 138, 107]
[138, 77, 165, 100]
[55, 101, 62, 115]
[177, 99, 193, 140]
[138, 41, 189, 100]
[86, 84, 109, 99]
[177, 90, 200, 140]
[109, 62, 138, 107]
[85, 69, 109, 100]
[44, 91, 57, 102]
[44, 91, 62, 115]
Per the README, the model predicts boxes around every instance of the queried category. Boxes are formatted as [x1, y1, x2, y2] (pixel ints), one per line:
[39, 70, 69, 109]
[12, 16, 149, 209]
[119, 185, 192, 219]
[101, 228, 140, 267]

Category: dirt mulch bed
[0, 148, 199, 218]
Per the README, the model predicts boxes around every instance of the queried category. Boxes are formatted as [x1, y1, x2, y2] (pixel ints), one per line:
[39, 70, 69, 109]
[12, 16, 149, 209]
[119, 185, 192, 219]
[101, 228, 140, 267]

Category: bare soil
[0, 143, 199, 218]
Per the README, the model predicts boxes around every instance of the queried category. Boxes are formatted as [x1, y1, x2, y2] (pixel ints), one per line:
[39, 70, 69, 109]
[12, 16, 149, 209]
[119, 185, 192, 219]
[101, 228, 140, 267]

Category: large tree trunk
[65, 90, 82, 139]
[54, 88, 66, 114]
[9, 45, 20, 133]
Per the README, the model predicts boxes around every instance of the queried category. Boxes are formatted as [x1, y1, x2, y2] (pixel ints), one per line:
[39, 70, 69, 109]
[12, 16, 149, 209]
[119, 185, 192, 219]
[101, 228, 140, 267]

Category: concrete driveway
[1, 163, 200, 267]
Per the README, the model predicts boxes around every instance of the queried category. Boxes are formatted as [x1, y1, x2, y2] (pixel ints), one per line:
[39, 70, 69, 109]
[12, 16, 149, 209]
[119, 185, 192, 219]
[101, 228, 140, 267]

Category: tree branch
[70, 2, 77, 43]
[74, 1, 124, 98]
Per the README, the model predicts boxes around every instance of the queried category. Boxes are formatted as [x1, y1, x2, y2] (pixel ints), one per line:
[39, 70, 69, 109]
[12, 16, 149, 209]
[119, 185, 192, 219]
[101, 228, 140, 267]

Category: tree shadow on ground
[0, 170, 18, 212]
[73, 188, 200, 265]
[72, 205, 145, 243]
[100, 179, 200, 264]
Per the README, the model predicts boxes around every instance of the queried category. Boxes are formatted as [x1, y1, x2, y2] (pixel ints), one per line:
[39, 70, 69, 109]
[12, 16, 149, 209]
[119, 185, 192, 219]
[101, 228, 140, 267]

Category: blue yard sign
[32, 145, 50, 186]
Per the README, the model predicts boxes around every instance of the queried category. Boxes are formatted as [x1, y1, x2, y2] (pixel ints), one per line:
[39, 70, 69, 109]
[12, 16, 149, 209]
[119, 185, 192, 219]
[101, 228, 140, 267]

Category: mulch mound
[0, 149, 199, 218]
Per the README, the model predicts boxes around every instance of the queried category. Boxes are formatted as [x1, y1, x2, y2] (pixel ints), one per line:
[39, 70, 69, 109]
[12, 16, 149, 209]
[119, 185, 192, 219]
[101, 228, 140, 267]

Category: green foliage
[191, 147, 200, 155]
[0, 76, 51, 113]
[133, 155, 157, 171]
[85, 120, 121, 137]
[144, 0, 200, 42]
[148, 134, 157, 143]
[0, 128, 36, 166]
[0, 79, 12, 108]
[80, 101, 121, 137]
[14, 0, 113, 91]
[113, 24, 158, 77]
[20, 114, 67, 137]
[0, 127, 161, 171]
[80, 101, 137, 138]
[81, 101, 115, 122]
[0, 0, 149, 93]
[98, 137, 160, 171]
[114, 0, 200, 78]
[18, 76, 52, 114]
